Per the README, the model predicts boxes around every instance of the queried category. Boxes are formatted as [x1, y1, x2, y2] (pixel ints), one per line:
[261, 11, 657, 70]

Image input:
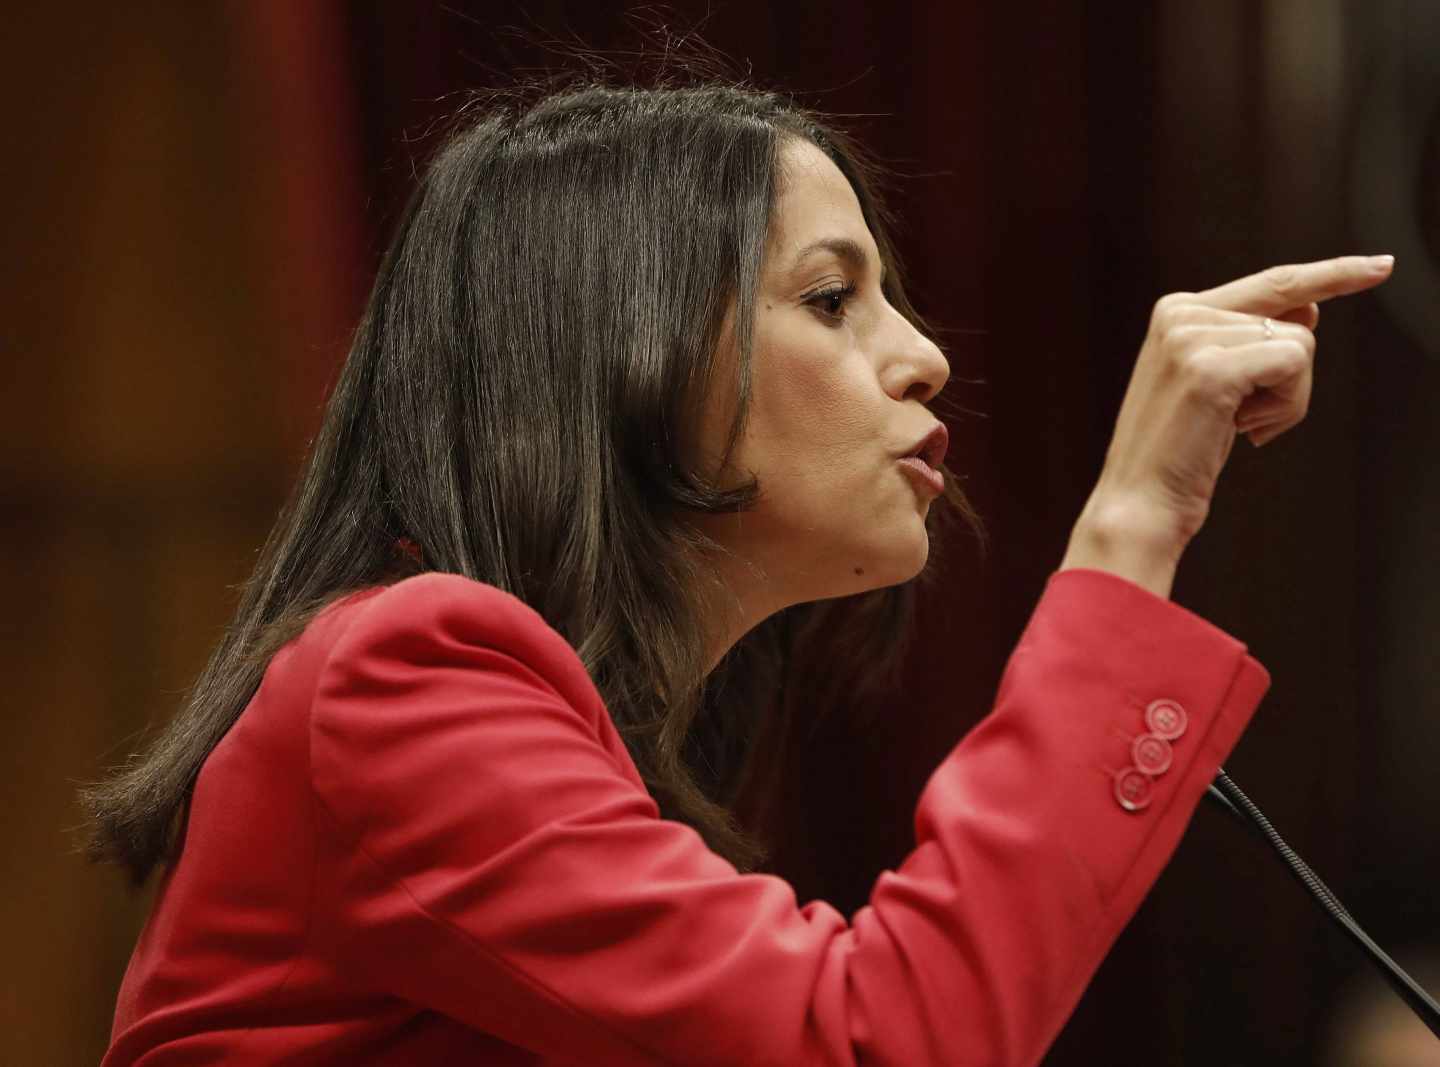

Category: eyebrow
[789, 237, 888, 286]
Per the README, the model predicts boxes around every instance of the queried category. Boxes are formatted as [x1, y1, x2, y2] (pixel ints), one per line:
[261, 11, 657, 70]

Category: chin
[845, 528, 930, 596]
[898, 533, 931, 582]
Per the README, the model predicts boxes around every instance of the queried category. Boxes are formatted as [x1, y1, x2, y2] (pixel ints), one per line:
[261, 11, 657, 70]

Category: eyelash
[805, 281, 859, 323]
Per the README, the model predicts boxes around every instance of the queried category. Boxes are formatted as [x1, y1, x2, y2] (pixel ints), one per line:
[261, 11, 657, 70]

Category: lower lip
[897, 456, 944, 495]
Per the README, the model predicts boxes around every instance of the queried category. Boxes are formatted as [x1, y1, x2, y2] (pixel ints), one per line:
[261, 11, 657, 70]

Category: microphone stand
[1205, 768, 1440, 1039]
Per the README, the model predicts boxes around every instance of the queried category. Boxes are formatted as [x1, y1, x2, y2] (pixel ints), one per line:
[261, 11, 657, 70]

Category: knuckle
[1177, 345, 1231, 395]
[1265, 264, 1300, 297]
[1178, 347, 1251, 414]
[1151, 293, 1195, 332]
[1162, 322, 1202, 347]
[1281, 339, 1310, 369]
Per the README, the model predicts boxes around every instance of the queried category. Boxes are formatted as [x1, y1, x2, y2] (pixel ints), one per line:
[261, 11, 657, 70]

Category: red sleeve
[309, 568, 1270, 1067]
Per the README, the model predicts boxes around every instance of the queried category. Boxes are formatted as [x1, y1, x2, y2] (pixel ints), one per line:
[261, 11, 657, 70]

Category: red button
[1113, 768, 1153, 811]
[1145, 699, 1188, 740]
[1132, 733, 1173, 775]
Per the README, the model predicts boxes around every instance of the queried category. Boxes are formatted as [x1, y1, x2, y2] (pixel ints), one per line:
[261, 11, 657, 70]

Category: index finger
[1192, 254, 1394, 315]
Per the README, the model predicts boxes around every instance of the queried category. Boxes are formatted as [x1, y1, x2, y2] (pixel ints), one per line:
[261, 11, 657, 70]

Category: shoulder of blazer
[317, 572, 608, 729]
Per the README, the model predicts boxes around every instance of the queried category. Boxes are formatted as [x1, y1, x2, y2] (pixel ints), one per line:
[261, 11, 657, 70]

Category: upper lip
[902, 423, 949, 468]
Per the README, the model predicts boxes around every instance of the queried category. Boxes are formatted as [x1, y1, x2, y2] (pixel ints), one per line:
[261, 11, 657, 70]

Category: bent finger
[1236, 363, 1313, 428]
[1167, 322, 1314, 350]
[1191, 338, 1310, 406]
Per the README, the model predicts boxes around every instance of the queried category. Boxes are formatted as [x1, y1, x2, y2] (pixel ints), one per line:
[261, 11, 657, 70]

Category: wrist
[1059, 492, 1185, 601]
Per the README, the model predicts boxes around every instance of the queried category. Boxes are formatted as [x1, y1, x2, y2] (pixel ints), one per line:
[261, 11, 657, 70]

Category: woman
[84, 78, 1393, 1065]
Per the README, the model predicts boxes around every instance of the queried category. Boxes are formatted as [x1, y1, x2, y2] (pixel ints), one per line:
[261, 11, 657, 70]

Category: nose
[886, 311, 950, 405]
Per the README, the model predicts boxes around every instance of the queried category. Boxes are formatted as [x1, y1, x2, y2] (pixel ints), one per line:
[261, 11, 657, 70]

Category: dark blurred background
[4, 2, 1438, 1064]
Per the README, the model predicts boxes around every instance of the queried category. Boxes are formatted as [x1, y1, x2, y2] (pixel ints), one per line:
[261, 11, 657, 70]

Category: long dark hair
[79, 75, 986, 887]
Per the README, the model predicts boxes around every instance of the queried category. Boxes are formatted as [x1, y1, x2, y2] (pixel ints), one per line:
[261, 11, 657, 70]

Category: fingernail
[1369, 254, 1395, 271]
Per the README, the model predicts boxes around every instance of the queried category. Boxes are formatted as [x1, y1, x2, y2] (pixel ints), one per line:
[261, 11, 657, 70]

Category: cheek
[747, 335, 874, 479]
[743, 355, 875, 501]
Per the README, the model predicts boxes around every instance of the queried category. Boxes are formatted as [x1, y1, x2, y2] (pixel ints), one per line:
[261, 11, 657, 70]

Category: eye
[804, 281, 858, 324]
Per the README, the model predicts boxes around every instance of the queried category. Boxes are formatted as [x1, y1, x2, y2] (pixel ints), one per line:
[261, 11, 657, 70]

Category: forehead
[767, 139, 869, 259]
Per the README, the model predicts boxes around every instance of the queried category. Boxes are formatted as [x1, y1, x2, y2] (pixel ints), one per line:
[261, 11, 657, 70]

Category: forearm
[1058, 490, 1185, 601]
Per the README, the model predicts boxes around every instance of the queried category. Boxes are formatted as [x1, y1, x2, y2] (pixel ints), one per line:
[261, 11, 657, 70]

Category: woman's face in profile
[691, 138, 951, 622]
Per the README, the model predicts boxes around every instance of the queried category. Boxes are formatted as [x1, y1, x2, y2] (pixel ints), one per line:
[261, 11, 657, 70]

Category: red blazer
[103, 567, 1270, 1066]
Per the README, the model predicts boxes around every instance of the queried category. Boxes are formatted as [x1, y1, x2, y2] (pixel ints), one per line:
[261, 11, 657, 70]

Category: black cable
[1204, 767, 1440, 1040]
[1205, 775, 1354, 923]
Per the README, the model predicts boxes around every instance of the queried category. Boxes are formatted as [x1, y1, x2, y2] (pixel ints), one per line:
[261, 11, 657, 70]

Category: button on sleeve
[1145, 699, 1188, 740]
[1132, 734, 1174, 776]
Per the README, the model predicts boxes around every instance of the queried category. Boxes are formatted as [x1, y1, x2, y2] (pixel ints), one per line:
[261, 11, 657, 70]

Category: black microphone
[1204, 768, 1440, 1039]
